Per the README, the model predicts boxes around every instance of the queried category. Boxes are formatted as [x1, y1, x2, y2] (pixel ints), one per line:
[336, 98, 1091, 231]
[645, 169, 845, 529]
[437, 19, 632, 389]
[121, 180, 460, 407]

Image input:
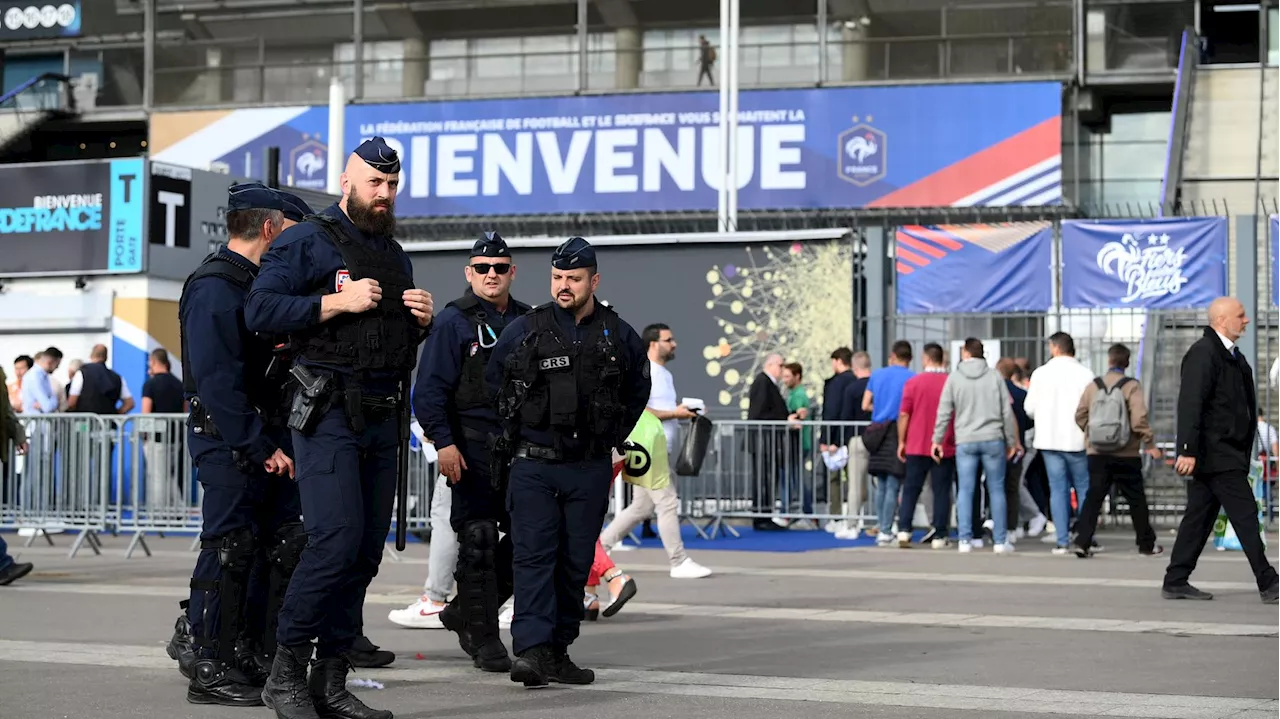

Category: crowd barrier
[4, 414, 1256, 559]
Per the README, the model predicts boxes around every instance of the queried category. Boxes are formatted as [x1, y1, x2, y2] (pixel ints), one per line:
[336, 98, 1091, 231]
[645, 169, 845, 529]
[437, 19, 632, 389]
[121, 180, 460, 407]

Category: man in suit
[747, 353, 790, 531]
[1163, 297, 1278, 604]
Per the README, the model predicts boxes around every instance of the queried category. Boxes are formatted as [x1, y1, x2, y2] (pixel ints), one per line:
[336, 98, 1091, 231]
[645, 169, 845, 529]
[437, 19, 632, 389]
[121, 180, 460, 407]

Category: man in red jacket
[895, 343, 955, 548]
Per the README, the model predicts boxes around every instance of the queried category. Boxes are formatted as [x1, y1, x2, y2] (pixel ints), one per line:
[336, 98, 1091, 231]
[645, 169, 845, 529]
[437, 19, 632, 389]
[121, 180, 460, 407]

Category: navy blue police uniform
[246, 138, 423, 719]
[174, 182, 305, 707]
[276, 191, 313, 225]
[412, 232, 530, 672]
[485, 237, 650, 687]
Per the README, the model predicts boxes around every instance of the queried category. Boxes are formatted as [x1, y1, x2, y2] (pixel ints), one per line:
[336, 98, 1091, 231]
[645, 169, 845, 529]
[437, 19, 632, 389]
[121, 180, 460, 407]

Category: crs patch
[539, 356, 571, 371]
[335, 269, 351, 291]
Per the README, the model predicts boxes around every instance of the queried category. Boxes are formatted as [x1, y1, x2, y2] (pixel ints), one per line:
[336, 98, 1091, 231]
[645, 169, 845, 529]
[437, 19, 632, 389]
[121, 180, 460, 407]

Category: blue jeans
[955, 440, 1008, 544]
[1041, 450, 1090, 547]
[875, 475, 901, 533]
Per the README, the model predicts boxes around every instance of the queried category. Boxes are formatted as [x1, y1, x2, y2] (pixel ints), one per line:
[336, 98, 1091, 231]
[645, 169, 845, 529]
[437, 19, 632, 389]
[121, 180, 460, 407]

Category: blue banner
[156, 82, 1063, 218]
[1060, 217, 1227, 310]
[108, 158, 145, 272]
[895, 222, 1053, 313]
[1270, 214, 1278, 306]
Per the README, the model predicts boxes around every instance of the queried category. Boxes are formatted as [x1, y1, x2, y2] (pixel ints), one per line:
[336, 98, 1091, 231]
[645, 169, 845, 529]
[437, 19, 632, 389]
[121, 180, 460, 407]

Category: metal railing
[144, 34, 1073, 108]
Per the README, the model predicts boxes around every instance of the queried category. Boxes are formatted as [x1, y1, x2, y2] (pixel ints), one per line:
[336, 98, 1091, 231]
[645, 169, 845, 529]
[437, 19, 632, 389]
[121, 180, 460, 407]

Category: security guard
[276, 191, 314, 229]
[485, 237, 650, 688]
[413, 231, 530, 672]
[173, 182, 306, 707]
[245, 138, 432, 719]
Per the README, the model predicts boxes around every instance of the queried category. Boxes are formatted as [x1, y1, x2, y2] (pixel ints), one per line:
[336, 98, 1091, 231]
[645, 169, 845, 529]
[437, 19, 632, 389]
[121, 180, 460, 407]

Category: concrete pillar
[863, 224, 888, 365]
[204, 47, 229, 105]
[616, 27, 641, 90]
[402, 37, 428, 98]
[841, 24, 869, 82]
[1235, 215, 1258, 366]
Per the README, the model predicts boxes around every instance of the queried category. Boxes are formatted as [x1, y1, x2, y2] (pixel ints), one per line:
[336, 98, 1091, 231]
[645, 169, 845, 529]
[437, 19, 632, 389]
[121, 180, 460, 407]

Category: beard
[556, 290, 589, 312]
[662, 347, 676, 362]
[347, 190, 397, 237]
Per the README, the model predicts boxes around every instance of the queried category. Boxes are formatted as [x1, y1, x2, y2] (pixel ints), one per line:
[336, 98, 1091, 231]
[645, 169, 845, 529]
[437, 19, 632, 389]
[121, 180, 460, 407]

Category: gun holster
[287, 366, 334, 436]
[189, 398, 222, 440]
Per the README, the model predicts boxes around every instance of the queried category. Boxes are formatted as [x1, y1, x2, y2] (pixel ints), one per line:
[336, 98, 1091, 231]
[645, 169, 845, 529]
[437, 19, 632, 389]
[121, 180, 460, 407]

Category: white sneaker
[387, 596, 447, 629]
[982, 519, 994, 531]
[1051, 546, 1071, 555]
[834, 526, 861, 540]
[1027, 514, 1048, 537]
[499, 604, 513, 628]
[970, 538, 984, 550]
[824, 520, 847, 534]
[1011, 528, 1025, 542]
[958, 540, 972, 553]
[612, 543, 637, 552]
[897, 531, 912, 548]
[994, 542, 1016, 554]
[670, 558, 712, 579]
[931, 538, 950, 549]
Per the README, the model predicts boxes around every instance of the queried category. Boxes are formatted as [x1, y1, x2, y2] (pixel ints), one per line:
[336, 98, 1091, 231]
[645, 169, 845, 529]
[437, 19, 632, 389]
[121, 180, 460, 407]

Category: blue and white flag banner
[1060, 217, 1228, 310]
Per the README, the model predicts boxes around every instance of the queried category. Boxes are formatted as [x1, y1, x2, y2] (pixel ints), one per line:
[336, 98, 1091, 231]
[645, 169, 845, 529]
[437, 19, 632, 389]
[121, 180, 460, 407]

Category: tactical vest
[447, 290, 530, 414]
[73, 362, 122, 415]
[293, 214, 418, 373]
[503, 302, 628, 451]
[178, 252, 277, 410]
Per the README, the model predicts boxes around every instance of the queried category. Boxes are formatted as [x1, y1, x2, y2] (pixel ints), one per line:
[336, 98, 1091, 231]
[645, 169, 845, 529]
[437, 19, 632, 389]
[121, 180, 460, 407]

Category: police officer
[276, 190, 314, 229]
[245, 138, 432, 719]
[174, 182, 306, 707]
[485, 237, 650, 688]
[413, 231, 530, 672]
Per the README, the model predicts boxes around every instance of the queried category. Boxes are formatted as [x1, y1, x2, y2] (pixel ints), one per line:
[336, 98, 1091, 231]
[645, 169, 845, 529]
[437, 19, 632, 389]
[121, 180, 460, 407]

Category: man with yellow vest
[601, 410, 712, 579]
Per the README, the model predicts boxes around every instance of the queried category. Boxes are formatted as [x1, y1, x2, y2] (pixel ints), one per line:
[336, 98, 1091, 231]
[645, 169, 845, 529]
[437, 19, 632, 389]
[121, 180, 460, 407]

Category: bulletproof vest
[503, 302, 628, 449]
[178, 252, 277, 409]
[447, 290, 531, 414]
[293, 214, 418, 373]
[73, 362, 122, 414]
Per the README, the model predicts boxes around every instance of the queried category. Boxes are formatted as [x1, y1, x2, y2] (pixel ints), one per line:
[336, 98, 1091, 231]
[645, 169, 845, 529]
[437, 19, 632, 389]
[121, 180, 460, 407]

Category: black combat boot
[262, 644, 321, 719]
[547, 647, 594, 685]
[472, 639, 512, 673]
[438, 598, 475, 658]
[344, 636, 395, 668]
[509, 644, 553, 688]
[309, 657, 393, 719]
[235, 637, 272, 687]
[165, 602, 196, 680]
[187, 657, 265, 706]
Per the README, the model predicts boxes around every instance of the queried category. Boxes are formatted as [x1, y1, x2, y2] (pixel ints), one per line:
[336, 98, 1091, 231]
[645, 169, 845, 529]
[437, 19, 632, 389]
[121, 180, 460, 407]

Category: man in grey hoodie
[932, 338, 1022, 553]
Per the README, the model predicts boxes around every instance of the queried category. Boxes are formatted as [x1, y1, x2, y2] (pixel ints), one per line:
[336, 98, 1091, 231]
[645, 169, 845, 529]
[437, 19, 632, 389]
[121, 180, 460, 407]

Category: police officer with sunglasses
[412, 232, 531, 672]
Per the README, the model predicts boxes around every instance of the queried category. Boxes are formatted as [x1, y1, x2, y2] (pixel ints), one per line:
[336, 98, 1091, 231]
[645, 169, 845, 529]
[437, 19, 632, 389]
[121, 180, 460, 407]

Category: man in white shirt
[1024, 332, 1096, 553]
[641, 324, 696, 451]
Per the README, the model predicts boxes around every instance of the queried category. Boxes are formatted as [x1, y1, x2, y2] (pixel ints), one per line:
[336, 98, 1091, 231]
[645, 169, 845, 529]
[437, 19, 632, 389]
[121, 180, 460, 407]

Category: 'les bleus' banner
[1060, 217, 1228, 310]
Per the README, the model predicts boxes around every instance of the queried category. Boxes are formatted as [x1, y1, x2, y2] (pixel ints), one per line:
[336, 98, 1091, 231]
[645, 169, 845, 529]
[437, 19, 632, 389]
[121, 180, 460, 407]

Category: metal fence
[0, 414, 440, 559]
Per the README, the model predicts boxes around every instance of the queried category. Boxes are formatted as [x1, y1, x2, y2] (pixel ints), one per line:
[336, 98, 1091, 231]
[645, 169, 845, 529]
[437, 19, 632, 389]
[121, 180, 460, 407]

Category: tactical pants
[276, 405, 398, 657]
[450, 433, 514, 647]
[187, 448, 303, 660]
[506, 455, 612, 656]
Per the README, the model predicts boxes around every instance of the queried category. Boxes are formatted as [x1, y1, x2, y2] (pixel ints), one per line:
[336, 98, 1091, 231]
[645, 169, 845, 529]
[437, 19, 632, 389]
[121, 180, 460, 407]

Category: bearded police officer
[245, 138, 433, 719]
[413, 231, 530, 672]
[485, 237, 650, 688]
[173, 182, 304, 707]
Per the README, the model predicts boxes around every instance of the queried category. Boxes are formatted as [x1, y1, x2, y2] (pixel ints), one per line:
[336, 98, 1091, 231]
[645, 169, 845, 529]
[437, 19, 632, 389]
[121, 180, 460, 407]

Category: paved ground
[0, 529, 1276, 719]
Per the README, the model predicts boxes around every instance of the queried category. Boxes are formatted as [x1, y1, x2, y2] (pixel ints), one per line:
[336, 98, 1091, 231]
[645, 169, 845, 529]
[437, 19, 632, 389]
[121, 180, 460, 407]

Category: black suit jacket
[1176, 326, 1258, 474]
[748, 372, 789, 421]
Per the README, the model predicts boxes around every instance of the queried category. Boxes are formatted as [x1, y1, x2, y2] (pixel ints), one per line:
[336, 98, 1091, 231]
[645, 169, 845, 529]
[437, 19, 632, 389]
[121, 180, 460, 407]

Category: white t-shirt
[69, 369, 133, 400]
[648, 360, 679, 452]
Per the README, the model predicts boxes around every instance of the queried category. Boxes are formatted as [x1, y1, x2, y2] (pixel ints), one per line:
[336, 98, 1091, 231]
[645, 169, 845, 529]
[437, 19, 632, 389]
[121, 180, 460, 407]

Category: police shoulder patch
[335, 269, 351, 292]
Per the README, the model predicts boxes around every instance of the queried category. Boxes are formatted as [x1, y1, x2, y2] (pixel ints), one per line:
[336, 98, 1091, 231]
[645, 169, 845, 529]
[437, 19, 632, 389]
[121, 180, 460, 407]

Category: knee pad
[267, 522, 307, 577]
[459, 520, 498, 571]
[202, 526, 256, 573]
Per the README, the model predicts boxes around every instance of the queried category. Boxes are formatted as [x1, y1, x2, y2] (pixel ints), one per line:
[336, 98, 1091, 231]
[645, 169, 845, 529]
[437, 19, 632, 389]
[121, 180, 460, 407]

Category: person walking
[1071, 343, 1162, 558]
[1162, 297, 1278, 603]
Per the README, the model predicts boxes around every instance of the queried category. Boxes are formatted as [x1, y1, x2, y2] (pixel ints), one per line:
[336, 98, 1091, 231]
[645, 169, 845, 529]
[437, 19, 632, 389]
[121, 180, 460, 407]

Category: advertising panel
[895, 223, 1053, 314]
[153, 81, 1063, 218]
[0, 158, 144, 277]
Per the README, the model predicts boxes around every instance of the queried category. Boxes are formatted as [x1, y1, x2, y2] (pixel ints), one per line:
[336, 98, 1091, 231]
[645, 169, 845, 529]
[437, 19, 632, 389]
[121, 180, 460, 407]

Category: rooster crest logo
[288, 137, 329, 189]
[837, 121, 886, 187]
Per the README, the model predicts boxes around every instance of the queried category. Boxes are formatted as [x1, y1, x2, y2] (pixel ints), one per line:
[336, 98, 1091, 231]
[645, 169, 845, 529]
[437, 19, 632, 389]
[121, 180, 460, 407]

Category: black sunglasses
[470, 262, 512, 275]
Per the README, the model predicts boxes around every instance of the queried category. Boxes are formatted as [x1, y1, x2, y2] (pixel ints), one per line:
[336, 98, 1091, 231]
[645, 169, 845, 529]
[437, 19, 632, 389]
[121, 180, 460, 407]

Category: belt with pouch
[513, 441, 608, 463]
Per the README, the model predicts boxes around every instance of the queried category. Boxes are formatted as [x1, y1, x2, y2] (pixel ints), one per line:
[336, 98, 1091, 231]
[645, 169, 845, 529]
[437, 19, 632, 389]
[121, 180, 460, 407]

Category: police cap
[354, 136, 401, 174]
[472, 231, 511, 258]
[551, 236, 595, 270]
[227, 182, 288, 214]
[275, 190, 314, 223]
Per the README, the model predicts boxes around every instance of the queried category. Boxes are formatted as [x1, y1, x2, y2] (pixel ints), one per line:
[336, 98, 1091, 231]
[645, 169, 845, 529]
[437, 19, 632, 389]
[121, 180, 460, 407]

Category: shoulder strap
[1113, 376, 1134, 391]
[1093, 377, 1106, 392]
[186, 253, 255, 292]
[307, 213, 361, 277]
